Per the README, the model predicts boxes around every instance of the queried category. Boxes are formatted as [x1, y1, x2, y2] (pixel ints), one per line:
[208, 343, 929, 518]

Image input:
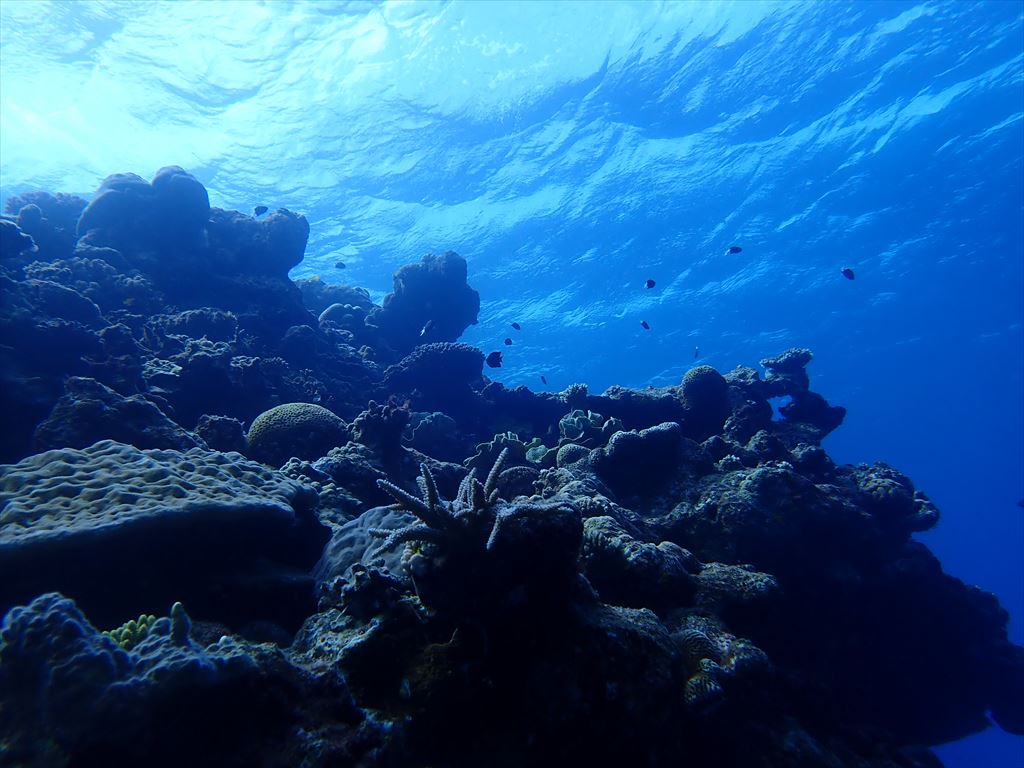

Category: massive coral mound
[0, 440, 326, 631]
[245, 401, 350, 466]
[367, 250, 481, 360]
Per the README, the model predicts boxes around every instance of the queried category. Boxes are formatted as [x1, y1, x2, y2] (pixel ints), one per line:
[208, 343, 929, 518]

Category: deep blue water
[1, 1, 1021, 764]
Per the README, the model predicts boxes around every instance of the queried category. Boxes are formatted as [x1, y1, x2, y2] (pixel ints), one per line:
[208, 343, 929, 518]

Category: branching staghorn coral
[370, 448, 510, 555]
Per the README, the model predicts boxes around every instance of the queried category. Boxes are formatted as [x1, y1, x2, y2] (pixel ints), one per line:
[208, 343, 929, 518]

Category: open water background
[1, 2, 1021, 764]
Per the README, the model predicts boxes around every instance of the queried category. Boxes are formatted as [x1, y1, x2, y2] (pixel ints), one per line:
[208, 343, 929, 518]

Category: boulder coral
[0, 440, 326, 631]
[246, 402, 349, 466]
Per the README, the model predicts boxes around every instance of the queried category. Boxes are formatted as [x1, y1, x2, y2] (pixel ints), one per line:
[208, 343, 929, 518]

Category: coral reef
[0, 169, 1019, 767]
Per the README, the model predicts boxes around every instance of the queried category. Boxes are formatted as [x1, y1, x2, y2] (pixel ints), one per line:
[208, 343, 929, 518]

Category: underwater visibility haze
[0, 1, 1022, 766]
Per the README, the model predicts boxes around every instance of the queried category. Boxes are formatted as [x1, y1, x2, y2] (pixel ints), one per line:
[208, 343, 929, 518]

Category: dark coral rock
[23, 278, 104, 326]
[582, 515, 697, 612]
[405, 410, 476, 463]
[334, 593, 687, 768]
[3, 191, 87, 263]
[27, 251, 164, 316]
[477, 381, 569, 442]
[0, 441, 327, 633]
[78, 168, 209, 252]
[194, 414, 247, 454]
[747, 540, 1024, 747]
[700, 434, 735, 463]
[680, 365, 732, 440]
[789, 442, 836, 479]
[99, 321, 142, 358]
[371, 455, 584, 619]
[309, 442, 402, 511]
[246, 402, 350, 467]
[990, 643, 1024, 735]
[744, 429, 792, 465]
[495, 464, 540, 499]
[205, 206, 309, 278]
[295, 276, 375, 316]
[723, 364, 766, 393]
[563, 381, 589, 410]
[585, 384, 688, 432]
[277, 323, 327, 368]
[760, 347, 814, 395]
[590, 421, 683, 499]
[150, 164, 211, 237]
[32, 377, 204, 452]
[690, 561, 779, 613]
[367, 251, 480, 359]
[556, 441, 592, 469]
[777, 389, 847, 441]
[0, 218, 37, 263]
[157, 308, 238, 342]
[723, 398, 773, 444]
[143, 337, 239, 425]
[317, 301, 374, 347]
[384, 342, 485, 413]
[0, 593, 383, 767]
[0, 274, 108, 461]
[844, 463, 939, 534]
[176, 266, 314, 345]
[76, 172, 152, 239]
[351, 398, 412, 465]
[658, 464, 868, 576]
[314, 503, 416, 587]
[75, 170, 315, 345]
[319, 563, 406, 618]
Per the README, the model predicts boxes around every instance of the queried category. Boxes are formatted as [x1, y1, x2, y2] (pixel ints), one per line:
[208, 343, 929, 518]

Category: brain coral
[246, 402, 349, 466]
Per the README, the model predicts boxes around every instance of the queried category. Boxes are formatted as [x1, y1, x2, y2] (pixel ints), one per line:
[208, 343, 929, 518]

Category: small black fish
[645, 279, 656, 289]
[511, 322, 522, 330]
[641, 320, 650, 330]
[540, 375, 547, 385]
[1017, 499, 1024, 508]
[504, 337, 512, 346]
[485, 351, 503, 368]
[726, 245, 742, 255]
[841, 267, 856, 280]
[335, 261, 346, 269]
[254, 205, 268, 216]
[694, 346, 699, 358]
[419, 319, 435, 337]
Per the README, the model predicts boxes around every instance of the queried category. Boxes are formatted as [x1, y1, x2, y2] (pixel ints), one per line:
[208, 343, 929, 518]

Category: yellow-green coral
[103, 613, 158, 650]
[102, 601, 191, 650]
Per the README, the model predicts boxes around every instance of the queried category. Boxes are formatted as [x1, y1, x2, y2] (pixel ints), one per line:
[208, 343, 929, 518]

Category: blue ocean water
[1, 1, 1021, 765]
